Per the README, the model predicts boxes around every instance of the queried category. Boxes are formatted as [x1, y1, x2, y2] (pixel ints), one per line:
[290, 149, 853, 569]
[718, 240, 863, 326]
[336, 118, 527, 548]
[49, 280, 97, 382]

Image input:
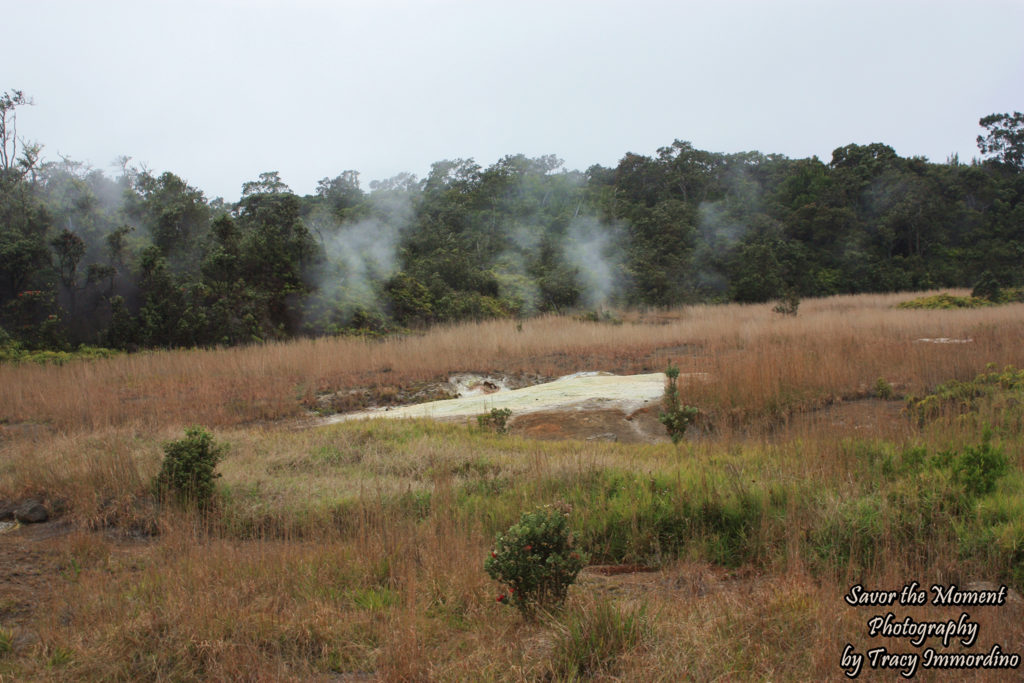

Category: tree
[127, 171, 210, 262]
[0, 169, 51, 303]
[241, 171, 290, 198]
[50, 228, 86, 320]
[316, 171, 363, 206]
[977, 112, 1024, 171]
[237, 179, 320, 335]
[0, 89, 31, 173]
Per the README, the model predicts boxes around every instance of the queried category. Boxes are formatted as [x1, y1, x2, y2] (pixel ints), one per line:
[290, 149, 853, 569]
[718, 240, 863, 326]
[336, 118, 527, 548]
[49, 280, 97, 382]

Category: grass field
[1, 291, 1023, 680]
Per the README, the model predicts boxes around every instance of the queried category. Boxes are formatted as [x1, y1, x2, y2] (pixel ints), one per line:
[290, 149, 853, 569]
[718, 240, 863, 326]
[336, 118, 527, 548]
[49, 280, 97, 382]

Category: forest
[2, 89, 1022, 351]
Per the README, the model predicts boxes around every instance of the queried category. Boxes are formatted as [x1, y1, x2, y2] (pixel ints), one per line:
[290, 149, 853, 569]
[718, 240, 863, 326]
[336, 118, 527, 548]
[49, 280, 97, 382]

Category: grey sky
[6, 0, 1023, 201]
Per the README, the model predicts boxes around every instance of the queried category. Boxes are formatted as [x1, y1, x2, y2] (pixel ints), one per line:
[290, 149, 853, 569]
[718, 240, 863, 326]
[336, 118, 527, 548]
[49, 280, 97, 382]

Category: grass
[1, 290, 1023, 680]
[1, 290, 1022, 433]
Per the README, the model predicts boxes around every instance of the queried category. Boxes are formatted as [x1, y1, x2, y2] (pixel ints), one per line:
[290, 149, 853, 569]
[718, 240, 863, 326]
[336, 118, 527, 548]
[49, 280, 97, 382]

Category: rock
[14, 500, 49, 524]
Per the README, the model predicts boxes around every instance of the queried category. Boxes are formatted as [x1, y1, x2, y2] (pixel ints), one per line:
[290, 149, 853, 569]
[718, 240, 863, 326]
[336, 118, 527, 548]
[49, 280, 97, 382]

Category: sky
[6, 0, 1023, 201]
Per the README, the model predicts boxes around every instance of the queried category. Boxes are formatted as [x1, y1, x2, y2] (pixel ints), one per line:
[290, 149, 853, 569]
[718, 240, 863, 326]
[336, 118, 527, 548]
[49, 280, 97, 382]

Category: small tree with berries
[485, 504, 587, 616]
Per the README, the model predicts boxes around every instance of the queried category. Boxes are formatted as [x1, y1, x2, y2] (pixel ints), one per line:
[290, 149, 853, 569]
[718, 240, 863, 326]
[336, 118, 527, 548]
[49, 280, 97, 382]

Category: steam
[563, 216, 624, 308]
[692, 160, 765, 296]
[307, 188, 413, 322]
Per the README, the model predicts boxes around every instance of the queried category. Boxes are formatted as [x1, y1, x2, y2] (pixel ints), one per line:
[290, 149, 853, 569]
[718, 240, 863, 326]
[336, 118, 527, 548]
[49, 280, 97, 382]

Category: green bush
[972, 270, 1003, 301]
[772, 289, 800, 316]
[154, 426, 227, 508]
[947, 431, 1009, 498]
[875, 377, 894, 399]
[659, 364, 700, 444]
[896, 293, 993, 309]
[477, 407, 512, 434]
[485, 505, 587, 615]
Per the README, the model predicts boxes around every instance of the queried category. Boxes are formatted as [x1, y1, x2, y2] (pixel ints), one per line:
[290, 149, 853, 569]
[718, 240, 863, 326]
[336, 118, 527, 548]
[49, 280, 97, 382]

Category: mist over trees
[1, 89, 1022, 351]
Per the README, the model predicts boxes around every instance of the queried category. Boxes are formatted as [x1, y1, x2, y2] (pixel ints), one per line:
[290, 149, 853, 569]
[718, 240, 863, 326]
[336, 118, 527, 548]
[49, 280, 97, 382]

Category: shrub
[659, 363, 700, 444]
[875, 377, 894, 399]
[972, 269, 1004, 301]
[477, 407, 512, 434]
[948, 430, 1009, 498]
[485, 505, 587, 615]
[574, 309, 623, 325]
[896, 293, 993, 309]
[154, 426, 227, 508]
[772, 289, 800, 316]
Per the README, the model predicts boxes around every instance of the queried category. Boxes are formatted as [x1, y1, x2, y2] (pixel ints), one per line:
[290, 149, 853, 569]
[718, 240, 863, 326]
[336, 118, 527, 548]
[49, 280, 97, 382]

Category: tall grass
[1, 292, 1021, 433]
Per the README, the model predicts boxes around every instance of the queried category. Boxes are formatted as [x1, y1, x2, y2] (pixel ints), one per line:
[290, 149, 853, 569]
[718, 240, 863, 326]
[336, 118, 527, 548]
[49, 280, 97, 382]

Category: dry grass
[2, 291, 1024, 681]
[1, 291, 1021, 434]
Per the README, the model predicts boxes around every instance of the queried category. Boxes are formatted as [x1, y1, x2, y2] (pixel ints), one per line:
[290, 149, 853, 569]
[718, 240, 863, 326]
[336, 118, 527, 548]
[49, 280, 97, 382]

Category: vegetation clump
[906, 364, 1024, 428]
[485, 505, 587, 615]
[154, 426, 227, 508]
[772, 289, 800, 316]
[0, 342, 119, 365]
[944, 431, 1010, 497]
[574, 309, 623, 325]
[897, 293, 994, 309]
[546, 599, 650, 679]
[476, 407, 512, 434]
[659, 363, 700, 444]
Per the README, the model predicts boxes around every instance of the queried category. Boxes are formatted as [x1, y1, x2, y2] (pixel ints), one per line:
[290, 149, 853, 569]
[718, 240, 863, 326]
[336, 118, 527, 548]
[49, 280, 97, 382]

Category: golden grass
[1, 291, 1021, 434]
[2, 291, 1024, 681]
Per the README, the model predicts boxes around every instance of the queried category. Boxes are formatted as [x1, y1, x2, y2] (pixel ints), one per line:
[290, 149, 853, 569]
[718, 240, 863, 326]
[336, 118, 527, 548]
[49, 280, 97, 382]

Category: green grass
[545, 599, 650, 679]
[201, 412, 1024, 589]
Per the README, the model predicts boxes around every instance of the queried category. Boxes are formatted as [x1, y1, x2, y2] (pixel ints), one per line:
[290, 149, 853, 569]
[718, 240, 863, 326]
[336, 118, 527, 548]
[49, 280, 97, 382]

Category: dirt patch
[510, 404, 668, 444]
[780, 398, 910, 441]
[0, 521, 75, 631]
[577, 561, 762, 602]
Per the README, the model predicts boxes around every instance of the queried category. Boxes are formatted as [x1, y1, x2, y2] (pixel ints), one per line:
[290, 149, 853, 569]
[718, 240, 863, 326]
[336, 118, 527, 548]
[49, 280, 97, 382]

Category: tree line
[2, 90, 1022, 351]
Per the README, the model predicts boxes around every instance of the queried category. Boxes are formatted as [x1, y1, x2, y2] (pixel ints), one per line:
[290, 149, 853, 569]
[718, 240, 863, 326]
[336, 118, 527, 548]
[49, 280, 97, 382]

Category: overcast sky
[6, 0, 1023, 201]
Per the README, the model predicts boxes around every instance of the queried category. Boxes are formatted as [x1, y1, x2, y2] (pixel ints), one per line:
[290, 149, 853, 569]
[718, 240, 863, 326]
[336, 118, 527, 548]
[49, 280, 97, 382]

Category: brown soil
[0, 521, 74, 631]
[509, 404, 668, 444]
[777, 398, 911, 441]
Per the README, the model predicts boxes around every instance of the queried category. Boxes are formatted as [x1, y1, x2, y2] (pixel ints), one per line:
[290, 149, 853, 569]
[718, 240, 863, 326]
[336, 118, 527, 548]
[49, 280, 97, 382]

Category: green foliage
[811, 434, 1015, 574]
[972, 269, 1004, 301]
[476, 407, 512, 434]
[659, 363, 700, 444]
[0, 343, 119, 365]
[384, 272, 433, 326]
[46, 646, 74, 669]
[772, 289, 800, 316]
[0, 626, 12, 656]
[874, 377, 894, 399]
[574, 309, 622, 325]
[546, 599, 649, 679]
[977, 111, 1024, 171]
[566, 469, 776, 567]
[906, 364, 1024, 429]
[4, 105, 1024, 353]
[896, 293, 994, 309]
[154, 426, 227, 509]
[945, 431, 1009, 497]
[485, 505, 587, 615]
